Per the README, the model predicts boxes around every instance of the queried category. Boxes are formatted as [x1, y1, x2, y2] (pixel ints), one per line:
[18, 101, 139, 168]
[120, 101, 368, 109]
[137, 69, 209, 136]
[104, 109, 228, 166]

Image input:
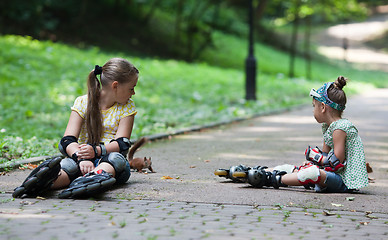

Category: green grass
[0, 33, 386, 163]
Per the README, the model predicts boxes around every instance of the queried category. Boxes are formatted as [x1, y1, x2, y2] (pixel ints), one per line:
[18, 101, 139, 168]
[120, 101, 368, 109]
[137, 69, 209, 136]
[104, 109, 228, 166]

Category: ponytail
[85, 70, 103, 145]
[84, 58, 138, 145]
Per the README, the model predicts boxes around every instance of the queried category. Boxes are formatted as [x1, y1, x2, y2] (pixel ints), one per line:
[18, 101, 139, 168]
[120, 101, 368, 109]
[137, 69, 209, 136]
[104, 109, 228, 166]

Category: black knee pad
[99, 152, 127, 175]
[60, 158, 81, 181]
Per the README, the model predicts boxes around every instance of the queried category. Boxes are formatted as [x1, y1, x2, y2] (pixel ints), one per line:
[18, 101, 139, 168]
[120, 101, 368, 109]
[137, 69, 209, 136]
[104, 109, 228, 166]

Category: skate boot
[244, 166, 269, 188]
[58, 169, 116, 199]
[214, 164, 251, 182]
[13, 156, 62, 198]
[268, 170, 288, 189]
[232, 166, 288, 189]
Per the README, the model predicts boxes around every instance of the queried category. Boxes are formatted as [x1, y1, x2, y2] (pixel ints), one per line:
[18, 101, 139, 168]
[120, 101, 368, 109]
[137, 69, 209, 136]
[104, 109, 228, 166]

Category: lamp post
[245, 0, 257, 100]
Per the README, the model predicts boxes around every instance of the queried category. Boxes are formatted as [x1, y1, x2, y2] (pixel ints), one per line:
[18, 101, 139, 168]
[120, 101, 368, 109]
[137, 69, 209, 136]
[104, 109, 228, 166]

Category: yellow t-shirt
[71, 95, 137, 145]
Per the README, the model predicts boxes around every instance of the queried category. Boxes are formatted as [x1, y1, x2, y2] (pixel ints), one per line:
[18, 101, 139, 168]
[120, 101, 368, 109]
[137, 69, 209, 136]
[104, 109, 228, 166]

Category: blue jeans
[314, 171, 350, 193]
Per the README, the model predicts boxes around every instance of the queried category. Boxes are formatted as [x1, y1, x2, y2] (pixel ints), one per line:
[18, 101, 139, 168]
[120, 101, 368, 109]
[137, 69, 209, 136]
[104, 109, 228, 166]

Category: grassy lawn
[0, 32, 386, 163]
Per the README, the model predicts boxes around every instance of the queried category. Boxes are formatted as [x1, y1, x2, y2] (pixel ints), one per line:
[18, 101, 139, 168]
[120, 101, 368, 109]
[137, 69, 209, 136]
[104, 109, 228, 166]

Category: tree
[277, 0, 368, 79]
[288, 0, 301, 78]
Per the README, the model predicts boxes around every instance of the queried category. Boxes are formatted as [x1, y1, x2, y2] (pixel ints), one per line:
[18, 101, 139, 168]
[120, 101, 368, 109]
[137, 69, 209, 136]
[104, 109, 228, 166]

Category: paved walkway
[2, 9, 388, 240]
[315, 7, 388, 72]
[1, 88, 388, 239]
[1, 197, 388, 240]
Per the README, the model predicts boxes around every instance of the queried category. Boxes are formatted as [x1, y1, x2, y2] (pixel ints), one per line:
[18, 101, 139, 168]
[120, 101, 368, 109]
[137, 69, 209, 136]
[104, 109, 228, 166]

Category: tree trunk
[304, 15, 312, 80]
[174, 0, 184, 45]
[289, 0, 301, 78]
[255, 0, 268, 22]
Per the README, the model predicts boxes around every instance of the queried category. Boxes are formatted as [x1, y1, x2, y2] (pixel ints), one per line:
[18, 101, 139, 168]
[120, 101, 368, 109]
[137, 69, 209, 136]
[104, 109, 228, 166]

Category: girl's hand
[77, 144, 95, 160]
[79, 161, 95, 175]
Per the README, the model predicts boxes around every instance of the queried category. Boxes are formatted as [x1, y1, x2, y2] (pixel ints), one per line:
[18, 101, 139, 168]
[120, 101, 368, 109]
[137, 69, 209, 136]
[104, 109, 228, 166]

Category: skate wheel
[48, 157, 62, 168]
[72, 187, 86, 196]
[101, 178, 116, 187]
[23, 176, 38, 189]
[12, 187, 25, 198]
[35, 167, 49, 178]
[58, 190, 72, 199]
[214, 170, 228, 176]
[232, 172, 247, 178]
[86, 183, 101, 191]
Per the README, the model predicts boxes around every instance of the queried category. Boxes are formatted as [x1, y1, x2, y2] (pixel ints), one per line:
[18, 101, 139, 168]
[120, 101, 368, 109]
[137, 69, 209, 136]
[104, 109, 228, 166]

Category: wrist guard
[99, 143, 107, 157]
[322, 151, 345, 172]
[305, 146, 325, 165]
[71, 152, 78, 162]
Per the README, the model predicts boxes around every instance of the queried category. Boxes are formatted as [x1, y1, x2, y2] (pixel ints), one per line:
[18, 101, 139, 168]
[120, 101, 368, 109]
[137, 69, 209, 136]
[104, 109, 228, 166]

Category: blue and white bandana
[309, 82, 346, 111]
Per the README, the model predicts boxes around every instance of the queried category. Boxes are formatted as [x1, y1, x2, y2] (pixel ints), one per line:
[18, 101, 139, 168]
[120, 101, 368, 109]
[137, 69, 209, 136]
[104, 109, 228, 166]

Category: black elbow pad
[59, 135, 78, 157]
[110, 137, 131, 152]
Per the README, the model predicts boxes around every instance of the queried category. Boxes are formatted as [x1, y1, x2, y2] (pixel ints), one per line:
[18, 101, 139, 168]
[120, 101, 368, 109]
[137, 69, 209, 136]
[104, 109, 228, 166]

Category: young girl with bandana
[13, 58, 139, 198]
[216, 76, 369, 193]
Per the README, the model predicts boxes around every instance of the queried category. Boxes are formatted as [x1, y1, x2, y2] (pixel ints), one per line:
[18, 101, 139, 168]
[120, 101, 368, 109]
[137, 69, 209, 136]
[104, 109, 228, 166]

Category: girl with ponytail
[13, 58, 140, 199]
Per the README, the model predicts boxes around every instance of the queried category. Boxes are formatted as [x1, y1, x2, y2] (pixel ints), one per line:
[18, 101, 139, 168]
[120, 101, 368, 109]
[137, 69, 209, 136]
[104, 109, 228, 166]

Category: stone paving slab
[1, 194, 387, 240]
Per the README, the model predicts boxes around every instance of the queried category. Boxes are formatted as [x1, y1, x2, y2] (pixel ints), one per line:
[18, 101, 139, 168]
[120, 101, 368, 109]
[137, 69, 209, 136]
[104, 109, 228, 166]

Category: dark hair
[85, 58, 139, 145]
[328, 76, 347, 113]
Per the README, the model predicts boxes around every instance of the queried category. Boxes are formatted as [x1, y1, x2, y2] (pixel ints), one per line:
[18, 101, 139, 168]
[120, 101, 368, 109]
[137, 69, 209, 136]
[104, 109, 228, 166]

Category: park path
[1, 85, 388, 240]
[314, 5, 388, 72]
[1, 8, 388, 240]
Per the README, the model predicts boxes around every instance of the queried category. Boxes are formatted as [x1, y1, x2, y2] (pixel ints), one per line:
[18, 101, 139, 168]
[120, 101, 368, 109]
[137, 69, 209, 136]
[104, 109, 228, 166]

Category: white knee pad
[273, 164, 297, 174]
[297, 164, 321, 185]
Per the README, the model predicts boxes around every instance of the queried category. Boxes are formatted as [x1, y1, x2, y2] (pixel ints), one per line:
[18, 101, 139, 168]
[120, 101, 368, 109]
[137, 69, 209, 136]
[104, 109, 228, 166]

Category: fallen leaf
[27, 163, 38, 169]
[20, 200, 34, 205]
[331, 203, 344, 207]
[346, 197, 355, 201]
[323, 210, 336, 216]
[36, 196, 46, 200]
[161, 176, 173, 180]
[189, 165, 196, 168]
[360, 221, 369, 225]
[366, 215, 378, 219]
[366, 162, 373, 173]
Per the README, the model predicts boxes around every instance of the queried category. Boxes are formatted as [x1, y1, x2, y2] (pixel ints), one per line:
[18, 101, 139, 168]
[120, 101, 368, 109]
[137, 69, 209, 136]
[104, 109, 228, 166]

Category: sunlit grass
[0, 34, 386, 163]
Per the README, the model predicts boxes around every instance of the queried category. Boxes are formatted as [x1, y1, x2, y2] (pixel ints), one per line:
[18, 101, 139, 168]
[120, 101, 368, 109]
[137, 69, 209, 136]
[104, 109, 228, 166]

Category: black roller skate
[58, 169, 116, 199]
[13, 156, 62, 198]
[232, 166, 288, 189]
[214, 164, 251, 182]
